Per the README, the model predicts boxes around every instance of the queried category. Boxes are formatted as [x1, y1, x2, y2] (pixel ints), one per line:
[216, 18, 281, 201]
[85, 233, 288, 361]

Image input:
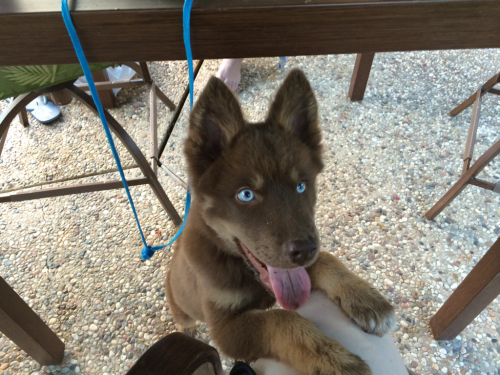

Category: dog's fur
[165, 69, 396, 375]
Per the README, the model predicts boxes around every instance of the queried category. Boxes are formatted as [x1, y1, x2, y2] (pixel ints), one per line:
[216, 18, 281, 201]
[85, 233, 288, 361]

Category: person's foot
[216, 58, 243, 92]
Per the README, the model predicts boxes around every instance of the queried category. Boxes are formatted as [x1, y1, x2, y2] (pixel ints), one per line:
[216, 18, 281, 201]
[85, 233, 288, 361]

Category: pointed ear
[267, 69, 321, 151]
[185, 76, 246, 177]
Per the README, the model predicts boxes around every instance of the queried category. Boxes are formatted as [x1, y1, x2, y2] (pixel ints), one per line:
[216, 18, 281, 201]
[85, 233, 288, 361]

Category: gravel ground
[1, 51, 500, 375]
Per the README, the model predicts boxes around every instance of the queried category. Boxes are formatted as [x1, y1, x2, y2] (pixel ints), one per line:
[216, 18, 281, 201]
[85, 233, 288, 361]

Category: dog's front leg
[307, 252, 396, 336]
[207, 307, 371, 375]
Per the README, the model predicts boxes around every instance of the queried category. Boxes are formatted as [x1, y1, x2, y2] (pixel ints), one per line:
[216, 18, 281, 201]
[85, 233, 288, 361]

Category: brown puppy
[165, 69, 396, 375]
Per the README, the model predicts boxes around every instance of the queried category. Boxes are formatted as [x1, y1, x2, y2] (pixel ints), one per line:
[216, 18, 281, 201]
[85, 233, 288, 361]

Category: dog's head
[185, 69, 323, 310]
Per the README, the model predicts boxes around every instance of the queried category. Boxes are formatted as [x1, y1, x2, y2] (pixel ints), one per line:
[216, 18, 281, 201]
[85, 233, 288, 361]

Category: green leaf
[51, 65, 58, 83]
[1, 65, 58, 88]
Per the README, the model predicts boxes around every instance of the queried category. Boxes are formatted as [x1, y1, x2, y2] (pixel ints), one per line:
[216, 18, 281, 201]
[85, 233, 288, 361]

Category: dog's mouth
[237, 240, 311, 311]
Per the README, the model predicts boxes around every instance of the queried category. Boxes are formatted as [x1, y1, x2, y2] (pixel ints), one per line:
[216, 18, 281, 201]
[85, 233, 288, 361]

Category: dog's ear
[186, 76, 246, 175]
[267, 69, 320, 151]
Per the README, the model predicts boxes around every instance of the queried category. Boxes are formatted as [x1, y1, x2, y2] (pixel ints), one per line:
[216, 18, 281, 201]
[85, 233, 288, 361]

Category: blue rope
[183, 0, 195, 110]
[279, 57, 287, 69]
[61, 0, 193, 260]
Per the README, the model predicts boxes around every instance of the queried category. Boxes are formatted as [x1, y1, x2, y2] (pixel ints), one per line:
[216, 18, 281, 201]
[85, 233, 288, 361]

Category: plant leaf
[2, 65, 58, 87]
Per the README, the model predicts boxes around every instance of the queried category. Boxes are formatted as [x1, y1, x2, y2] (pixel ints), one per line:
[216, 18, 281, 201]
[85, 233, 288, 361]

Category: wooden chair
[425, 72, 500, 220]
[425, 73, 500, 340]
[0, 62, 180, 224]
[0, 62, 182, 366]
[126, 333, 224, 375]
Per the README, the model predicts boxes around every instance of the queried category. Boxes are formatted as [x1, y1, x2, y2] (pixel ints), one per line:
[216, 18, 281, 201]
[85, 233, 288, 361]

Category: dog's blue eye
[297, 182, 306, 193]
[238, 189, 255, 202]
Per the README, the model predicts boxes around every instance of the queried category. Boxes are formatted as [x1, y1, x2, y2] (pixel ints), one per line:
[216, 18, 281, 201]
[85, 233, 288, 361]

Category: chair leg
[431, 237, 500, 340]
[451, 92, 477, 117]
[0, 93, 40, 158]
[66, 84, 182, 225]
[0, 124, 10, 158]
[425, 136, 500, 220]
[0, 276, 64, 365]
[138, 62, 176, 111]
[426, 91, 486, 220]
[123, 62, 143, 77]
[462, 90, 482, 174]
[449, 72, 500, 117]
[155, 85, 176, 111]
[126, 332, 223, 375]
[348, 53, 375, 101]
[18, 107, 30, 127]
[150, 81, 158, 175]
[425, 175, 472, 221]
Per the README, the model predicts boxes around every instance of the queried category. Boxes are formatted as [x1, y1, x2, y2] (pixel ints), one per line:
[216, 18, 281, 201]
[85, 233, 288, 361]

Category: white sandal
[25, 95, 61, 124]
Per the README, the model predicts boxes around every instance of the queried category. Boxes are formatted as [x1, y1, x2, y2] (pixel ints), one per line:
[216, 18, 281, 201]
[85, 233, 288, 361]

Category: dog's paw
[313, 344, 372, 375]
[340, 285, 396, 337]
[336, 352, 372, 375]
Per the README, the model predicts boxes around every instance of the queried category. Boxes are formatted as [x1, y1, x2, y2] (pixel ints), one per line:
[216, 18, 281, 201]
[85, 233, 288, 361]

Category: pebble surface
[1, 51, 499, 375]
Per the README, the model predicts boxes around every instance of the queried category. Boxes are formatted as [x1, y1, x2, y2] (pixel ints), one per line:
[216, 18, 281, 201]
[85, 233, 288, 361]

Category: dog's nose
[285, 238, 317, 266]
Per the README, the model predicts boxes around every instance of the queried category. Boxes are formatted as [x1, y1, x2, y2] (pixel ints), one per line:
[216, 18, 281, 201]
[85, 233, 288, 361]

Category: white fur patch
[208, 288, 249, 310]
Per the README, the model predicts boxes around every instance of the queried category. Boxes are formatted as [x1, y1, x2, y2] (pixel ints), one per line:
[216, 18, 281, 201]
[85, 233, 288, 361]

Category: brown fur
[165, 69, 396, 375]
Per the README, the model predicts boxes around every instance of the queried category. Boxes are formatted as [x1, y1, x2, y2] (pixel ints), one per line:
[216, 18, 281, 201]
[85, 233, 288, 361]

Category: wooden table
[1, 0, 500, 66]
[1, 0, 500, 366]
[2, 0, 499, 100]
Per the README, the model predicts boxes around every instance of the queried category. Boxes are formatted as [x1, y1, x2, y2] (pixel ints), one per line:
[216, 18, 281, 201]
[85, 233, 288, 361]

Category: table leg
[18, 107, 29, 127]
[430, 237, 500, 340]
[0, 276, 64, 365]
[50, 89, 73, 106]
[348, 53, 375, 101]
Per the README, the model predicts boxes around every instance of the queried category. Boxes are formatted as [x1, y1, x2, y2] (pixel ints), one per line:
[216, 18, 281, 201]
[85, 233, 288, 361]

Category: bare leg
[216, 59, 243, 92]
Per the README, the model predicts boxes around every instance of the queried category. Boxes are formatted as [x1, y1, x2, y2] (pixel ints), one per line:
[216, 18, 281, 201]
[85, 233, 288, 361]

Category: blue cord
[183, 0, 195, 110]
[279, 57, 287, 69]
[61, 0, 193, 260]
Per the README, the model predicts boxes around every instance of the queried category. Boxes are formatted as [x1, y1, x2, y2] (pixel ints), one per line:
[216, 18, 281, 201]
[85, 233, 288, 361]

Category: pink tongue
[267, 266, 311, 310]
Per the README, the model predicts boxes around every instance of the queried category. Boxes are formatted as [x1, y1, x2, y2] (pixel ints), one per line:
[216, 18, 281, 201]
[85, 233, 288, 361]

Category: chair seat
[0, 63, 116, 100]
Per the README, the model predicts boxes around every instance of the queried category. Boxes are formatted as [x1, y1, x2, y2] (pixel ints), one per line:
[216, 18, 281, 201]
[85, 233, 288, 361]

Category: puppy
[166, 69, 396, 375]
